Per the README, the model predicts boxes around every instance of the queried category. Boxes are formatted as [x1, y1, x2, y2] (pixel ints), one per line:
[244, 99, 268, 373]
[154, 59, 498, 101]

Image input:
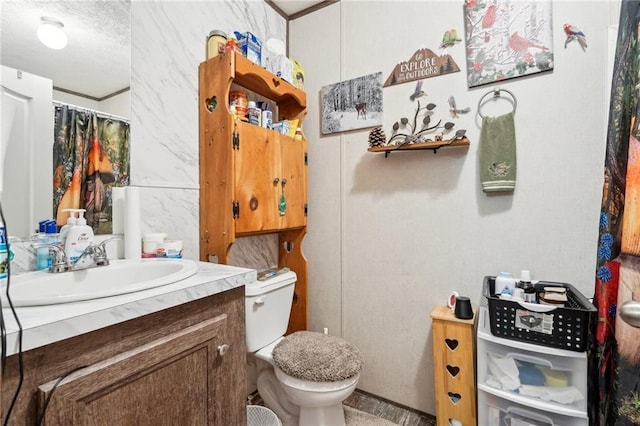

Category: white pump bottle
[64, 209, 95, 262]
[59, 209, 77, 246]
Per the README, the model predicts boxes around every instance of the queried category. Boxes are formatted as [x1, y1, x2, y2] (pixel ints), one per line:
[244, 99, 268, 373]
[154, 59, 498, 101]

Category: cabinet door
[37, 314, 229, 426]
[234, 123, 306, 233]
[278, 134, 307, 230]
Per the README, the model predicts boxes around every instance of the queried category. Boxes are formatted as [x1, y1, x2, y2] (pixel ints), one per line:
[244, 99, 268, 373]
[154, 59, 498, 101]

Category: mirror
[0, 0, 131, 239]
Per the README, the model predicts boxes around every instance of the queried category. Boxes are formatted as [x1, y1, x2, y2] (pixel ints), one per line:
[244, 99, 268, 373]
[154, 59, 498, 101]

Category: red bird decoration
[482, 4, 496, 42]
[508, 32, 549, 53]
[482, 5, 496, 28]
[563, 24, 587, 51]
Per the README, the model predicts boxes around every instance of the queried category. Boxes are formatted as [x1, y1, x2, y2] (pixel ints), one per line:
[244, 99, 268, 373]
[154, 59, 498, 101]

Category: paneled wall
[290, 0, 618, 414]
[130, 1, 284, 267]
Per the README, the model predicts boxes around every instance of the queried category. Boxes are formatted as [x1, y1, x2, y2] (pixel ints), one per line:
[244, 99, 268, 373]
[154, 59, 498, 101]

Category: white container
[494, 272, 515, 296]
[155, 239, 183, 258]
[64, 209, 95, 262]
[59, 209, 77, 245]
[142, 232, 167, 255]
[247, 101, 261, 126]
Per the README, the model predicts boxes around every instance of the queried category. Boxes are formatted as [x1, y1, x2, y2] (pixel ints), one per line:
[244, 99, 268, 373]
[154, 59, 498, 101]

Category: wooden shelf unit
[368, 137, 470, 157]
[198, 51, 308, 333]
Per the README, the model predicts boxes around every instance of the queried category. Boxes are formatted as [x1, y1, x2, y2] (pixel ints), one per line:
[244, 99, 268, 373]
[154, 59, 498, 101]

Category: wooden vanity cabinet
[0, 287, 246, 425]
[199, 51, 308, 333]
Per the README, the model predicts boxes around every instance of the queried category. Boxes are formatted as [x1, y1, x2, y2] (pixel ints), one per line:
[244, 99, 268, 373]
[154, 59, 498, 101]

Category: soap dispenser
[59, 209, 77, 246]
[65, 209, 95, 262]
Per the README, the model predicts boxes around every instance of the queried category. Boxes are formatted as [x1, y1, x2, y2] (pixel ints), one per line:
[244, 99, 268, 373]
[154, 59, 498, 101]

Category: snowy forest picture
[321, 72, 383, 134]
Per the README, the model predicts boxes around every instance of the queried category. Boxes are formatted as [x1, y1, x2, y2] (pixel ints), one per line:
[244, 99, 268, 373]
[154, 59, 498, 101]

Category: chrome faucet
[32, 234, 123, 273]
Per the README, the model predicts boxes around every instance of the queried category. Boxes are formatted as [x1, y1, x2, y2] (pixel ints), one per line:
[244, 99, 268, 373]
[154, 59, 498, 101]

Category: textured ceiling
[0, 1, 324, 100]
[0, 0, 130, 100]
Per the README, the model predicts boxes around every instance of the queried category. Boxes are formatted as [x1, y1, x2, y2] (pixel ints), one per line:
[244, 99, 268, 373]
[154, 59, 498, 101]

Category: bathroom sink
[2, 259, 199, 307]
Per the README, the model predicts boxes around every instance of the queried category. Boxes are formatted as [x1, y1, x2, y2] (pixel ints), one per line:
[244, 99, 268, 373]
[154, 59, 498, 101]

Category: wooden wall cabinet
[199, 51, 308, 332]
[1, 287, 247, 425]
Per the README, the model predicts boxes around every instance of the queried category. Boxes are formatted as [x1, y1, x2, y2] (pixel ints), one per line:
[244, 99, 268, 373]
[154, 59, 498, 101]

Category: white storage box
[478, 390, 588, 426]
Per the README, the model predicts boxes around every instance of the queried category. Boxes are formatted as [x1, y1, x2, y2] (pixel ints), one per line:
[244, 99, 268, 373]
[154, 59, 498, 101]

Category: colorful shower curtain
[53, 104, 130, 234]
[592, 2, 640, 425]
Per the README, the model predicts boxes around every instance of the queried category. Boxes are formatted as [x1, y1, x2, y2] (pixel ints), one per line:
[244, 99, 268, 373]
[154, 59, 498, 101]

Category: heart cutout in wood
[448, 419, 462, 426]
[446, 365, 460, 378]
[447, 392, 462, 405]
[205, 96, 217, 112]
[445, 338, 459, 351]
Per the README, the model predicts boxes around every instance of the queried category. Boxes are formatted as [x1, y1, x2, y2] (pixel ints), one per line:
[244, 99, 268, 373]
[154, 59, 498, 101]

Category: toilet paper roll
[111, 187, 125, 234]
[124, 186, 141, 259]
[447, 291, 459, 310]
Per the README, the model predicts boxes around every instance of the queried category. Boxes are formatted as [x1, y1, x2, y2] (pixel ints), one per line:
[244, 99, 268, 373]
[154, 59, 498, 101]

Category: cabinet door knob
[273, 177, 280, 185]
[217, 344, 230, 356]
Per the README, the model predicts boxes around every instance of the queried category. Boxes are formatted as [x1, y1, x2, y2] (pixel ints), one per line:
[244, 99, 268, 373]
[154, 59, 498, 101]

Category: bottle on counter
[494, 272, 515, 296]
[65, 209, 95, 263]
[36, 220, 60, 270]
[0, 226, 8, 281]
[59, 208, 77, 247]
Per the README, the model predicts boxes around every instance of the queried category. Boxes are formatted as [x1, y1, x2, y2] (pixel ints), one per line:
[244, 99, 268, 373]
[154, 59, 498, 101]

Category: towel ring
[477, 88, 517, 119]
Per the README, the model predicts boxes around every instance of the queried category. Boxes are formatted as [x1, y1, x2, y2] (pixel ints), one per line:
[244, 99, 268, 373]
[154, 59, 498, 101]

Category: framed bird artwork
[464, 0, 554, 87]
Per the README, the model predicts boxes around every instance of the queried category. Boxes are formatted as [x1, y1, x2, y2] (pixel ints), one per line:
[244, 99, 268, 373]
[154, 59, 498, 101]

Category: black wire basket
[483, 276, 597, 352]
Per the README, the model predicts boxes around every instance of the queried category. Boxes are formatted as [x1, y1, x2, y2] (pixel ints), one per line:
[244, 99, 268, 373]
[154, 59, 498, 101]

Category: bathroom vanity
[1, 261, 255, 425]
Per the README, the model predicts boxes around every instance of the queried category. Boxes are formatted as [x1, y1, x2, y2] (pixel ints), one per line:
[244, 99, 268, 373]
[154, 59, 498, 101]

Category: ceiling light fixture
[37, 16, 68, 50]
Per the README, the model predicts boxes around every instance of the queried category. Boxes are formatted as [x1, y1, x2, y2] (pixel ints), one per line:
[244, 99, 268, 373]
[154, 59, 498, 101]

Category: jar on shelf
[225, 38, 240, 53]
[229, 90, 248, 121]
[206, 30, 227, 60]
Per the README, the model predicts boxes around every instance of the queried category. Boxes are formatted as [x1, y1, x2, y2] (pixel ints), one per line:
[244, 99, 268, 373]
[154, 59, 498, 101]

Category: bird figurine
[563, 24, 587, 51]
[508, 32, 549, 53]
[448, 96, 471, 118]
[440, 29, 461, 49]
[409, 80, 426, 102]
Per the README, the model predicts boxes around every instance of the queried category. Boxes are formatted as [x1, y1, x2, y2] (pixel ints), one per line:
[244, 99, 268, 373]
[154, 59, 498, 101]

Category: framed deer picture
[320, 72, 383, 134]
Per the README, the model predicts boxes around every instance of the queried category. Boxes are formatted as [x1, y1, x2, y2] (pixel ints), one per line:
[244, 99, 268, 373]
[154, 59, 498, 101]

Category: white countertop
[1, 261, 256, 356]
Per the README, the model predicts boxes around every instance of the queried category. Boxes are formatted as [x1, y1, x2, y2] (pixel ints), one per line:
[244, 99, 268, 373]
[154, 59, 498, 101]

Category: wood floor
[250, 388, 437, 426]
[343, 389, 437, 426]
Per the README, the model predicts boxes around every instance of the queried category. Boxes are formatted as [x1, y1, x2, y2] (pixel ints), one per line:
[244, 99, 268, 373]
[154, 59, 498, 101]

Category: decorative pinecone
[368, 126, 386, 148]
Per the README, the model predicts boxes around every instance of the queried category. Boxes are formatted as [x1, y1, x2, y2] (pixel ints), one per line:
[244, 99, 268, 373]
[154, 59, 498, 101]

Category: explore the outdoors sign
[384, 48, 460, 87]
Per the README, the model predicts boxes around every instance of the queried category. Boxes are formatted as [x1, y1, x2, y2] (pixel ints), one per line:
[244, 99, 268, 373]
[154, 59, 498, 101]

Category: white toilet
[245, 271, 364, 426]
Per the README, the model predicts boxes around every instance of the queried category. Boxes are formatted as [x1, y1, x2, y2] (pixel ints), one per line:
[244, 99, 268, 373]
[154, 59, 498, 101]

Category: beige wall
[290, 0, 618, 414]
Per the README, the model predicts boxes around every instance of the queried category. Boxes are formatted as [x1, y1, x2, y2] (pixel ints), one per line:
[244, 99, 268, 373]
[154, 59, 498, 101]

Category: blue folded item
[517, 362, 546, 386]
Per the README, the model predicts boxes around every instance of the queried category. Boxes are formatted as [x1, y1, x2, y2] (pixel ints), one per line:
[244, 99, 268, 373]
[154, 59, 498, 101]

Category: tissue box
[234, 31, 262, 65]
[265, 54, 293, 83]
[291, 58, 305, 90]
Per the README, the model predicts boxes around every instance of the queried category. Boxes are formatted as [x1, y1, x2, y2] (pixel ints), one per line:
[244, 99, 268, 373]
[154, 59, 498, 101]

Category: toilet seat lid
[272, 331, 364, 382]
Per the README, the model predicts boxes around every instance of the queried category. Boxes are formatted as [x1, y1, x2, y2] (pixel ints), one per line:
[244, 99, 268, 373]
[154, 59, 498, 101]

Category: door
[234, 123, 306, 233]
[37, 315, 227, 425]
[0, 66, 53, 238]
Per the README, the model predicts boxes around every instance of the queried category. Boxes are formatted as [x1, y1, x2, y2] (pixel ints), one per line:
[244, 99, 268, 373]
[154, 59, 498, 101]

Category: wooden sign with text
[384, 48, 460, 87]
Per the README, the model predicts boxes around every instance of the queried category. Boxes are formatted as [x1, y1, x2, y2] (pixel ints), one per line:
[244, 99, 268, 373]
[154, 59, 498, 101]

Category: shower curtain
[53, 104, 130, 234]
[592, 2, 640, 425]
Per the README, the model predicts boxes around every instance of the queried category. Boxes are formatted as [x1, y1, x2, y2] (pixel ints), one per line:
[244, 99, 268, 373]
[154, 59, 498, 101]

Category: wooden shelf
[368, 137, 470, 157]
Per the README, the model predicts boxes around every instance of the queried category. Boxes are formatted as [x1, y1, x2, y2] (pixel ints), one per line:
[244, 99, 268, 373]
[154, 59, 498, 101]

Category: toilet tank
[245, 270, 297, 352]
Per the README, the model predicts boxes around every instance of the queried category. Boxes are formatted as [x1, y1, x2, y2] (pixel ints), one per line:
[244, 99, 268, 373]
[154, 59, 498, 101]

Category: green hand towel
[479, 112, 516, 192]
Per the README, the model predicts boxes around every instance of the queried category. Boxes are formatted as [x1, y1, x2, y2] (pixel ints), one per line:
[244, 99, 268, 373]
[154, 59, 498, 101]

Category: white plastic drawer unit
[478, 391, 589, 426]
[477, 307, 589, 418]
